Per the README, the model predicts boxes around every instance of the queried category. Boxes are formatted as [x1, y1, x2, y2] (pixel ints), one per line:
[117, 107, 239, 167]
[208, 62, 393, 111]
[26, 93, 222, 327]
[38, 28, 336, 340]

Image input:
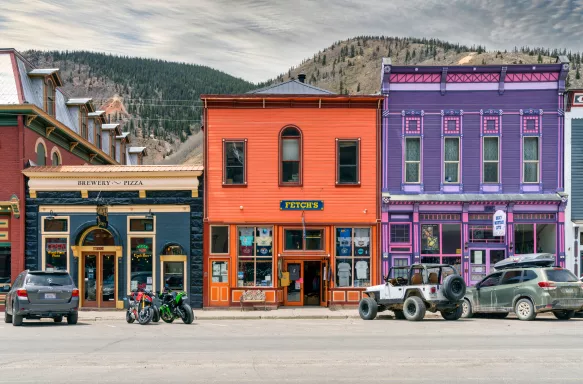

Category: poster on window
[493, 210, 506, 237]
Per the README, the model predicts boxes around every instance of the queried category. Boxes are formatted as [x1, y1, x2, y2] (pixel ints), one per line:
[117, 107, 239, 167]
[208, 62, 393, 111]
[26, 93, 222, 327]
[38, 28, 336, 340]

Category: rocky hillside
[272, 36, 583, 94]
[24, 50, 257, 164]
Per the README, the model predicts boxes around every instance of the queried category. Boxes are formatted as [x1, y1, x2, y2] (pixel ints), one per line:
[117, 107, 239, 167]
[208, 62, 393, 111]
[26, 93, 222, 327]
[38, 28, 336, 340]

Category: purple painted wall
[382, 89, 562, 193]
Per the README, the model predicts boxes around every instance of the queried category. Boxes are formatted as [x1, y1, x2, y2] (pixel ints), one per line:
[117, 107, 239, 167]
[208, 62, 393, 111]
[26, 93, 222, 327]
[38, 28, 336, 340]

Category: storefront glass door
[469, 249, 506, 286]
[285, 262, 303, 306]
[81, 252, 117, 308]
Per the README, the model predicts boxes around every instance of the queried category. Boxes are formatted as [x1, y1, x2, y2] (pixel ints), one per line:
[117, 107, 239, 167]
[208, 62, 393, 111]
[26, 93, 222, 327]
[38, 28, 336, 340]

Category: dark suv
[4, 270, 79, 326]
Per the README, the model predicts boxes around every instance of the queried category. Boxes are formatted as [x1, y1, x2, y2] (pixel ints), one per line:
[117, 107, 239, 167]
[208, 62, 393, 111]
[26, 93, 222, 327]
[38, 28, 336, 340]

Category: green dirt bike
[158, 287, 194, 324]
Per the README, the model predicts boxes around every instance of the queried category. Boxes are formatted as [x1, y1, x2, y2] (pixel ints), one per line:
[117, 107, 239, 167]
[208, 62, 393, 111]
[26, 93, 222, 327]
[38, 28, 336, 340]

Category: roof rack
[493, 253, 555, 270]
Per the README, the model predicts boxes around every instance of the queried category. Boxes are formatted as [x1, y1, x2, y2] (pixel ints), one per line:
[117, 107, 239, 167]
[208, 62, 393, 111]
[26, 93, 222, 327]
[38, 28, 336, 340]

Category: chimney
[298, 73, 306, 83]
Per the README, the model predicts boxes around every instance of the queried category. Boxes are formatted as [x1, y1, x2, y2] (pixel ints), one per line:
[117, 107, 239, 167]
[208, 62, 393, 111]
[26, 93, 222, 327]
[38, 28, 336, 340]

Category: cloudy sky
[2, 0, 583, 82]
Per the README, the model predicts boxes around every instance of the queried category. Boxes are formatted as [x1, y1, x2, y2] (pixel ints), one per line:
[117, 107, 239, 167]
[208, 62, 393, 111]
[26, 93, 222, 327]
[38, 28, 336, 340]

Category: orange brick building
[202, 78, 382, 308]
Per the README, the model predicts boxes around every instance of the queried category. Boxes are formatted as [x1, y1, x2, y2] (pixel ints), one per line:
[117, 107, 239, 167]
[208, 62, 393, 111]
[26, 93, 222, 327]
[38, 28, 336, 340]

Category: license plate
[563, 288, 574, 294]
[44, 293, 56, 299]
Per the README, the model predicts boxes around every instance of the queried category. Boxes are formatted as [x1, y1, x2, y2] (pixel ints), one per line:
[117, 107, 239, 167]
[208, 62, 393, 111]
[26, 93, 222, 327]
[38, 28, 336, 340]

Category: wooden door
[209, 259, 230, 306]
[284, 261, 303, 306]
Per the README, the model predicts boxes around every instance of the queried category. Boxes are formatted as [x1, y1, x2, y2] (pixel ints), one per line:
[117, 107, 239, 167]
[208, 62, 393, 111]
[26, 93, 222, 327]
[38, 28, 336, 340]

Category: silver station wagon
[4, 270, 79, 326]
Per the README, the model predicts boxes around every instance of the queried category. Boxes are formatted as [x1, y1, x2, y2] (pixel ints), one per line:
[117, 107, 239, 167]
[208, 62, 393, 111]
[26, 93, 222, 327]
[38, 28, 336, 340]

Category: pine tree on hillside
[577, 65, 581, 80]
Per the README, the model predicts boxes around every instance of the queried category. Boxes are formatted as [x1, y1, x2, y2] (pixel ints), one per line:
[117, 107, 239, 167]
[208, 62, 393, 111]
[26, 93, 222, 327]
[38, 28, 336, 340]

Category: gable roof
[247, 79, 334, 95]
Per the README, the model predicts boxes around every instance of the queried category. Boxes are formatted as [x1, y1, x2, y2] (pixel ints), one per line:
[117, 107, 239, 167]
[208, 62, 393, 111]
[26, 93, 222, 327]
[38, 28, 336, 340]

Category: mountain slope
[24, 50, 257, 163]
[271, 36, 583, 94]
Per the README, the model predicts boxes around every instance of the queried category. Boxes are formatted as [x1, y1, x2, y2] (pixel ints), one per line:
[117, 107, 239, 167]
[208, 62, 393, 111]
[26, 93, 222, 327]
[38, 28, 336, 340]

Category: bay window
[237, 227, 273, 287]
[335, 227, 371, 288]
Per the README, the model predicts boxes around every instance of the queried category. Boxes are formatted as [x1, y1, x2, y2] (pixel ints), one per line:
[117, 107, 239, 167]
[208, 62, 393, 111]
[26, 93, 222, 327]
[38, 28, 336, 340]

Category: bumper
[16, 301, 79, 317]
[536, 298, 583, 313]
[428, 300, 462, 312]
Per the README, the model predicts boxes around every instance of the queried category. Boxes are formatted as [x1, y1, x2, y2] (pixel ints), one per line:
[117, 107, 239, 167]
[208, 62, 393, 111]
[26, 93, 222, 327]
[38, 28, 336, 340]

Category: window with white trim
[405, 137, 421, 183]
[483, 137, 499, 183]
[523, 137, 539, 183]
[444, 137, 459, 183]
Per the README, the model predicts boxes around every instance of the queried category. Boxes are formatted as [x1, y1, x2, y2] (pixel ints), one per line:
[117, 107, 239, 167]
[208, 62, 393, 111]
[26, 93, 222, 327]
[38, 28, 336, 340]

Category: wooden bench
[240, 290, 267, 311]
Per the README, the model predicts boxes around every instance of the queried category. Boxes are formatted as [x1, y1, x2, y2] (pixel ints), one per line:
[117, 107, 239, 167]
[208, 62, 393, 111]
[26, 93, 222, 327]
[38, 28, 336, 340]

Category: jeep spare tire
[403, 296, 426, 321]
[442, 274, 466, 301]
[358, 297, 378, 320]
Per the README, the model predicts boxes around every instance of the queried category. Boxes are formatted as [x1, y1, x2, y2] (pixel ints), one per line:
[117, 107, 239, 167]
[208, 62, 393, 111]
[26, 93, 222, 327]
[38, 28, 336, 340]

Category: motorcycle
[126, 289, 160, 325]
[158, 286, 194, 324]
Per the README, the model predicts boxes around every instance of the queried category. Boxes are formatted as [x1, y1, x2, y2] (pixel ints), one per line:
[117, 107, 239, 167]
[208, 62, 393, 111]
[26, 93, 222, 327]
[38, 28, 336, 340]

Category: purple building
[380, 57, 570, 285]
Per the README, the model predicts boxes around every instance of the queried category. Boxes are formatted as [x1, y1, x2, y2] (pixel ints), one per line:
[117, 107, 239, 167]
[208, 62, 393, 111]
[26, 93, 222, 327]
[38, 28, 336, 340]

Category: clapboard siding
[386, 114, 402, 192]
[206, 108, 378, 223]
[542, 116, 559, 192]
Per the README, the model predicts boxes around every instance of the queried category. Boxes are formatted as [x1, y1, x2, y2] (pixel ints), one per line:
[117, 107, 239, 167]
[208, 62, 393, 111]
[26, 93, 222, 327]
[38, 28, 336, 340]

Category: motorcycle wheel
[160, 306, 174, 323]
[180, 303, 194, 325]
[152, 307, 160, 323]
[138, 307, 153, 325]
[125, 310, 135, 324]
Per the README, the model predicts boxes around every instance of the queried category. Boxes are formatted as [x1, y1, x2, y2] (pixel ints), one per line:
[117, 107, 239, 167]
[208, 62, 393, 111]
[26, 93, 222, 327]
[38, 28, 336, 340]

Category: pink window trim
[402, 116, 423, 186]
[388, 222, 412, 245]
[522, 115, 540, 134]
[482, 116, 500, 134]
[514, 222, 557, 256]
[420, 223, 463, 257]
[468, 225, 505, 243]
[443, 117, 461, 134]
[405, 117, 421, 134]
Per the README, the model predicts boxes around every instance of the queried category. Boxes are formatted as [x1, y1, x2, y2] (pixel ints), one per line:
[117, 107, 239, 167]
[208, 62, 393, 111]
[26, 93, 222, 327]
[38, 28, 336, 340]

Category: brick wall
[24, 128, 88, 166]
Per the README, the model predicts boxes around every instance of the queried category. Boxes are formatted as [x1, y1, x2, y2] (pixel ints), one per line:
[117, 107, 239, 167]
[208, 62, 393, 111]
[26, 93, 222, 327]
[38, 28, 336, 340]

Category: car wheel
[67, 313, 78, 325]
[393, 310, 406, 320]
[12, 314, 23, 327]
[461, 299, 474, 318]
[441, 306, 463, 321]
[442, 275, 467, 301]
[553, 310, 575, 320]
[4, 310, 12, 324]
[514, 298, 536, 321]
[54, 316, 63, 323]
[403, 296, 426, 321]
[358, 297, 378, 320]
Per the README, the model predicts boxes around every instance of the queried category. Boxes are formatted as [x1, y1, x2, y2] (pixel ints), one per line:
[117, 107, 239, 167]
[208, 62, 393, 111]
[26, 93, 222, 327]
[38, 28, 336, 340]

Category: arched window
[45, 78, 56, 116]
[51, 148, 61, 166]
[280, 126, 302, 185]
[81, 228, 115, 246]
[36, 141, 46, 166]
[80, 106, 88, 139]
[162, 244, 186, 256]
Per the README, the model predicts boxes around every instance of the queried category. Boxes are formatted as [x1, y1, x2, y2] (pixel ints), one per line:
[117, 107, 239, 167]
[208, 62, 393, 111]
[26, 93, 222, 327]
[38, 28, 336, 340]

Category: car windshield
[25, 273, 73, 286]
[544, 269, 578, 283]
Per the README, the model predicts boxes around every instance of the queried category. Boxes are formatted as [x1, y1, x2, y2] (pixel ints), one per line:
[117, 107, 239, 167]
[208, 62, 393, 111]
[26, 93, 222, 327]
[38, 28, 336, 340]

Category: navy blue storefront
[22, 166, 204, 309]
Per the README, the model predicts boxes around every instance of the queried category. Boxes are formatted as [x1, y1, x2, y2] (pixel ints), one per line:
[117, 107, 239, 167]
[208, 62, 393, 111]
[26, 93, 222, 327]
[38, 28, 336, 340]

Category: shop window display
[237, 227, 273, 287]
[335, 227, 371, 287]
[45, 237, 68, 271]
[130, 237, 153, 291]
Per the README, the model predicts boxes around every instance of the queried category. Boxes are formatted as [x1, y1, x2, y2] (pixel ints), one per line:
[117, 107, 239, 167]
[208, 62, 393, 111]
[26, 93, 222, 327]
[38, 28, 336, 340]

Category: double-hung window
[337, 139, 360, 184]
[280, 127, 302, 185]
[483, 137, 499, 183]
[523, 137, 539, 183]
[405, 137, 421, 183]
[223, 140, 246, 185]
[444, 137, 460, 183]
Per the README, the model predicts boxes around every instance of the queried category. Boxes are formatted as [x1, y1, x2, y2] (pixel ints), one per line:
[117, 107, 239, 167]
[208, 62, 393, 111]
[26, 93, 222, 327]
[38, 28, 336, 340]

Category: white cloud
[2, 0, 582, 82]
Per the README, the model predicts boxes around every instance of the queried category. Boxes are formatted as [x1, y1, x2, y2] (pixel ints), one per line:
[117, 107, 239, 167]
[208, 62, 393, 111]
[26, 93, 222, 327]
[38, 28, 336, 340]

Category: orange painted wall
[206, 108, 379, 224]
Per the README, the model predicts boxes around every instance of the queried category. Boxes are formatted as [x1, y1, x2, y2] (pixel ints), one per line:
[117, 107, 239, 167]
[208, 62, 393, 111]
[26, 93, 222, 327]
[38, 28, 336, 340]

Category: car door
[494, 270, 523, 311]
[475, 272, 503, 312]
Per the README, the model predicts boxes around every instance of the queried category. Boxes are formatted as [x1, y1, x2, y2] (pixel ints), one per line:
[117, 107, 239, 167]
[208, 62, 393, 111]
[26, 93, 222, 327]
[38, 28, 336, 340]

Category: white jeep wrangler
[359, 263, 467, 321]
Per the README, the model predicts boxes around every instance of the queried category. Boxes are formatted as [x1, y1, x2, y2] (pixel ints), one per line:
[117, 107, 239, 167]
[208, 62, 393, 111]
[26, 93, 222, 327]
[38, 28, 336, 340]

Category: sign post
[493, 210, 506, 237]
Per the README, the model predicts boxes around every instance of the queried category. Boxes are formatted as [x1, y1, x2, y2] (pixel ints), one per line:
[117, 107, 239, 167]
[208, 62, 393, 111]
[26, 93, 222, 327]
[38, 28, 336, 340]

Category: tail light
[72, 289, 79, 297]
[430, 287, 437, 294]
[16, 289, 28, 300]
[538, 281, 557, 290]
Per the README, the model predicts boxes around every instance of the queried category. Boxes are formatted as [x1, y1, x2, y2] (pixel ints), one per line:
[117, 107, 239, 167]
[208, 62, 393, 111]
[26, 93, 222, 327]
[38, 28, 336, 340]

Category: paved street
[0, 316, 582, 384]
